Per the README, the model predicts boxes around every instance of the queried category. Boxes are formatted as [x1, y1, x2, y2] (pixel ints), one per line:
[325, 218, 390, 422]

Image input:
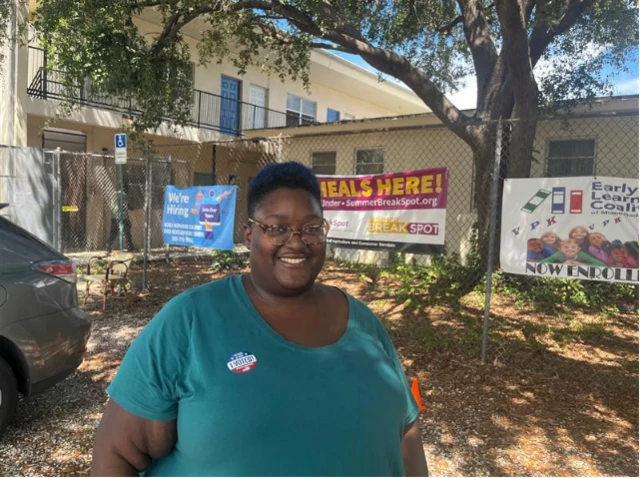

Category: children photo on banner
[162, 185, 237, 250]
[500, 177, 639, 284]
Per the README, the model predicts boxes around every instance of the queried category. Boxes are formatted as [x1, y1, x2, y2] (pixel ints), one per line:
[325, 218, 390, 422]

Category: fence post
[165, 155, 172, 264]
[142, 147, 153, 292]
[197, 91, 202, 128]
[276, 134, 283, 162]
[54, 148, 62, 252]
[118, 160, 124, 252]
[481, 118, 504, 363]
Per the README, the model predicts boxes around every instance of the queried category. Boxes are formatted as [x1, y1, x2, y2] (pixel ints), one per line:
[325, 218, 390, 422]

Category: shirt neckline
[231, 274, 356, 353]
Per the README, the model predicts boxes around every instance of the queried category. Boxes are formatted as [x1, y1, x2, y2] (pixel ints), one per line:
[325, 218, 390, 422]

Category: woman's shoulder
[328, 287, 383, 328]
[158, 274, 241, 318]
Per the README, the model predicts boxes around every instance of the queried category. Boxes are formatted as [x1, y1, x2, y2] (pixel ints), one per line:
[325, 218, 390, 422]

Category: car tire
[0, 356, 18, 437]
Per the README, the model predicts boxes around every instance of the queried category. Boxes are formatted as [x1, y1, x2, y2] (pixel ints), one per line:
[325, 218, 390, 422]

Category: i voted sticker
[227, 352, 257, 373]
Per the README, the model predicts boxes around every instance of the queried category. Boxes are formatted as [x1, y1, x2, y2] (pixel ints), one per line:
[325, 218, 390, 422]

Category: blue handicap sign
[115, 133, 127, 149]
[162, 185, 237, 249]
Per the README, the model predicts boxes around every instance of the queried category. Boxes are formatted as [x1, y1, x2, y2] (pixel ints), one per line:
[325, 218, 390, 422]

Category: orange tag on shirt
[411, 379, 426, 412]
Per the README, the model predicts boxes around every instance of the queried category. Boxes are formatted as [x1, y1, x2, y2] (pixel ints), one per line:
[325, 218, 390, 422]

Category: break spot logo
[226, 351, 257, 374]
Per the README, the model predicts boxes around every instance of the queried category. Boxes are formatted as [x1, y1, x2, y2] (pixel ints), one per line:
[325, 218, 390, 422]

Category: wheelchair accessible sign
[162, 185, 237, 249]
[114, 133, 127, 165]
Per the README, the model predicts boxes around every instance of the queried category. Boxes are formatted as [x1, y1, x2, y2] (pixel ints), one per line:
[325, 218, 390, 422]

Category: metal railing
[26, 46, 299, 135]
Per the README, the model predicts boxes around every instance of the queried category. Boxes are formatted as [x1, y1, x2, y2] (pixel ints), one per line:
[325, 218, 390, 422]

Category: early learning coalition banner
[500, 177, 639, 284]
[318, 168, 449, 254]
[162, 185, 237, 249]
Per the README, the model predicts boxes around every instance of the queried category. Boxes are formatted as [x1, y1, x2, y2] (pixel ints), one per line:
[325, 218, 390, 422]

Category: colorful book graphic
[570, 190, 583, 214]
[521, 189, 551, 214]
[551, 187, 566, 214]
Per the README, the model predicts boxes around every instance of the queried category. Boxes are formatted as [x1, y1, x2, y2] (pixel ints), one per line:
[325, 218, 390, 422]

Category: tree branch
[457, 0, 498, 112]
[438, 2, 495, 35]
[437, 15, 464, 35]
[143, 0, 470, 134]
[496, 0, 537, 119]
[310, 42, 350, 52]
[233, 0, 470, 130]
[529, 0, 595, 67]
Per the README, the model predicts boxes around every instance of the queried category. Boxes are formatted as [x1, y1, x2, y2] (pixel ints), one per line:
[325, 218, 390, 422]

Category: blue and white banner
[500, 176, 639, 283]
[162, 185, 237, 249]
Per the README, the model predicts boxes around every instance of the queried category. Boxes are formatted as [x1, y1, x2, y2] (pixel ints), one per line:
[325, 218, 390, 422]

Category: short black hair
[247, 161, 322, 218]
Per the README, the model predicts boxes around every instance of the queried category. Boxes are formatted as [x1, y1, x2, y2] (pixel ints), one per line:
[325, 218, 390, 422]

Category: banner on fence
[318, 168, 449, 254]
[500, 176, 639, 283]
[162, 185, 237, 249]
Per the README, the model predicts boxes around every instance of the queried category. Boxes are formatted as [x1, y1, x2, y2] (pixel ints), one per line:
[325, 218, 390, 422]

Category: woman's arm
[402, 420, 429, 477]
[91, 400, 177, 476]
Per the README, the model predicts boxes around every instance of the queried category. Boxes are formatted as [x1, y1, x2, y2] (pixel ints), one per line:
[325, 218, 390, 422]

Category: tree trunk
[469, 123, 498, 249]
[506, 113, 537, 178]
[467, 115, 537, 276]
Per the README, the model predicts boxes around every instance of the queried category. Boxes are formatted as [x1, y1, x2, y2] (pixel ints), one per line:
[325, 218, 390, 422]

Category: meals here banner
[318, 168, 449, 254]
[500, 176, 639, 284]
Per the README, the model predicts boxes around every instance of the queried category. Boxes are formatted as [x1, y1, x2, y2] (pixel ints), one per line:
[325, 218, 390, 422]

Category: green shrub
[492, 271, 639, 311]
[211, 250, 248, 273]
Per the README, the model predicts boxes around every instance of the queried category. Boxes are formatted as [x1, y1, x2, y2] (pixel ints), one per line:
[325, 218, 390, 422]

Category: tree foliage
[0, 0, 15, 72]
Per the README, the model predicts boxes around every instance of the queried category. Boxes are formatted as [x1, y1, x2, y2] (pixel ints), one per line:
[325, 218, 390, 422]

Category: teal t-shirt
[107, 274, 419, 477]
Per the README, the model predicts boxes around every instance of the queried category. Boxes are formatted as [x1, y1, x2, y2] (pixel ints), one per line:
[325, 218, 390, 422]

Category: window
[546, 140, 596, 177]
[312, 152, 337, 175]
[286, 94, 317, 127]
[326, 109, 340, 123]
[343, 113, 355, 121]
[42, 129, 86, 152]
[355, 149, 384, 175]
[193, 172, 212, 186]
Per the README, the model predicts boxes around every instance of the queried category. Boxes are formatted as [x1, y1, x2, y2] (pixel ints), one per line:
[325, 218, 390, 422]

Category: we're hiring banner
[318, 168, 449, 254]
[162, 185, 237, 249]
[500, 176, 639, 284]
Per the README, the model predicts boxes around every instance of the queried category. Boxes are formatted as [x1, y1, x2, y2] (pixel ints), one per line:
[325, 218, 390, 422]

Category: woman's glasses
[248, 218, 330, 245]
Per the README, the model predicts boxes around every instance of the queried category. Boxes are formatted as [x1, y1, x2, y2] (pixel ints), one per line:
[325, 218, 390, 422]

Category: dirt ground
[1, 259, 637, 476]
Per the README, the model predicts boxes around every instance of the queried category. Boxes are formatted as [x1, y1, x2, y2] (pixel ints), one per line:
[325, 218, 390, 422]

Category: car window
[0, 217, 61, 268]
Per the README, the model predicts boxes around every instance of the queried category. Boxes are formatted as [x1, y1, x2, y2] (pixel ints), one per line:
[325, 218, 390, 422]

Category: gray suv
[0, 214, 91, 435]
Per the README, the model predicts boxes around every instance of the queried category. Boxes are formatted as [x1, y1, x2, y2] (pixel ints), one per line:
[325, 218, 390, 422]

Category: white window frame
[286, 94, 317, 126]
[343, 113, 355, 121]
[354, 148, 384, 175]
[545, 139, 597, 177]
[311, 151, 337, 175]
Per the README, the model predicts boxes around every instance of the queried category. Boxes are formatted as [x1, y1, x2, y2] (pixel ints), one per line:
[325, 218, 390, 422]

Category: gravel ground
[0, 260, 637, 476]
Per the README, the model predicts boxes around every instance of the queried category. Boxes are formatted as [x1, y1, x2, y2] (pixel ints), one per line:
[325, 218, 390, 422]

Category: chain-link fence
[0, 145, 190, 258]
[189, 114, 638, 392]
[1, 114, 637, 384]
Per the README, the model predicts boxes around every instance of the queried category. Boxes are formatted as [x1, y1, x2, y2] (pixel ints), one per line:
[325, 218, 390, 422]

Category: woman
[91, 162, 429, 477]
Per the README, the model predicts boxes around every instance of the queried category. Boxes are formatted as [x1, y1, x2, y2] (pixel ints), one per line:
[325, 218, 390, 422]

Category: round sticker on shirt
[227, 352, 258, 373]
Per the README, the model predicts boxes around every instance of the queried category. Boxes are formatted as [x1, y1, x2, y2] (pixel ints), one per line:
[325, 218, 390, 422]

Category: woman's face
[571, 228, 588, 242]
[246, 188, 326, 296]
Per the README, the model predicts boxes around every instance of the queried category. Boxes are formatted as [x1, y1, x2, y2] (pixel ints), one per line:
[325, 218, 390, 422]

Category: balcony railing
[27, 47, 298, 135]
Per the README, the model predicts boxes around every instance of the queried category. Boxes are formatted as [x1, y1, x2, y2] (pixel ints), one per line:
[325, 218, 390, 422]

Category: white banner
[500, 176, 639, 284]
